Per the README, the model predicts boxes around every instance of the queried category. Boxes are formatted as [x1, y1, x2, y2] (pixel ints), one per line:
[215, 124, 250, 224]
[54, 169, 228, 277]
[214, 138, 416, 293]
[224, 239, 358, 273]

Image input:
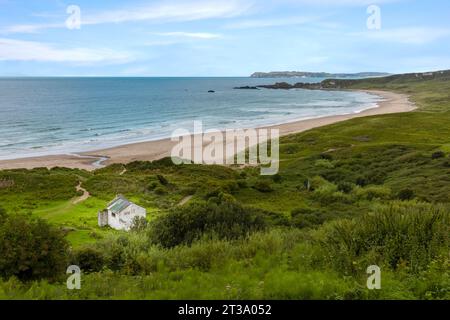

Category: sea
[0, 77, 382, 160]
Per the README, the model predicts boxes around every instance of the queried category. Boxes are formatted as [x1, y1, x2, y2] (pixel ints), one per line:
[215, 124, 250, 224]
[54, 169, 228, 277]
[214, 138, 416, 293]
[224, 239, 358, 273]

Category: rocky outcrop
[233, 86, 260, 90]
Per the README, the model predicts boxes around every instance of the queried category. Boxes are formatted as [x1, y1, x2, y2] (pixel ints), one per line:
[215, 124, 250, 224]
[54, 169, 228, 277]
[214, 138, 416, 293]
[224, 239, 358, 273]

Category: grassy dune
[0, 72, 449, 299]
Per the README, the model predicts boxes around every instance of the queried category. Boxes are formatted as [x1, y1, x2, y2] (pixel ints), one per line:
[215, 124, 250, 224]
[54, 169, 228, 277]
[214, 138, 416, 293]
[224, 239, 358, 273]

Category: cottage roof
[107, 195, 131, 214]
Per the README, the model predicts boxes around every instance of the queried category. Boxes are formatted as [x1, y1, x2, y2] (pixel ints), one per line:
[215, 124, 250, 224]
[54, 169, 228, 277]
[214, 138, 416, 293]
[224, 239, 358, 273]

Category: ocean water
[0, 77, 382, 160]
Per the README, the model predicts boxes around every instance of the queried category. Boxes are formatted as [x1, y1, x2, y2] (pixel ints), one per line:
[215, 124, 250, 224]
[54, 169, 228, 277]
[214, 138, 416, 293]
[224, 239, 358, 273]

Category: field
[0, 71, 449, 299]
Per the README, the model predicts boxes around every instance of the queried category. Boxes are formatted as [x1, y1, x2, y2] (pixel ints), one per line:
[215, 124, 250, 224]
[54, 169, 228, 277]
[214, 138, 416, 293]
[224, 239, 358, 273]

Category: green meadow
[0, 71, 449, 299]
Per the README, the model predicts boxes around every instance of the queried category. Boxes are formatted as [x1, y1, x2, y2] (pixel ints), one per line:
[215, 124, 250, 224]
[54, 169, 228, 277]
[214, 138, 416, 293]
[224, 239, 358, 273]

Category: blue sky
[0, 0, 449, 76]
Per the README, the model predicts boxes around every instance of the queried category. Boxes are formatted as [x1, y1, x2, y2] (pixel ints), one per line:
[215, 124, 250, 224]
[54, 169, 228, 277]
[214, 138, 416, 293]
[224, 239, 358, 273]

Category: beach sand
[0, 90, 416, 171]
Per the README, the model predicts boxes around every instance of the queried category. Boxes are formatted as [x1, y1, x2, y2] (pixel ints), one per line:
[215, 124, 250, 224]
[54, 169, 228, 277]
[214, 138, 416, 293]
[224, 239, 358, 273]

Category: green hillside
[0, 72, 449, 300]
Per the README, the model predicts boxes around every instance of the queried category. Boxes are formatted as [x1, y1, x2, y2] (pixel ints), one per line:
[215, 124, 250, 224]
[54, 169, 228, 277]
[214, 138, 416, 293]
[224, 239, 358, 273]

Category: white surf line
[68, 153, 110, 168]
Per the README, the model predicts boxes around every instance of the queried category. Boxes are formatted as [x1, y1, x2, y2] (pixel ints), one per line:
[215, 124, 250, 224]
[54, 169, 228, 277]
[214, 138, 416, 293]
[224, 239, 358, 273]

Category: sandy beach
[0, 90, 416, 171]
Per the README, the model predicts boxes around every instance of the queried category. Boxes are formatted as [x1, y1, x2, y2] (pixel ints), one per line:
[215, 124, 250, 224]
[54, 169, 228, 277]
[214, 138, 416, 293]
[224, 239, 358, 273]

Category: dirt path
[178, 195, 193, 206]
[72, 182, 90, 204]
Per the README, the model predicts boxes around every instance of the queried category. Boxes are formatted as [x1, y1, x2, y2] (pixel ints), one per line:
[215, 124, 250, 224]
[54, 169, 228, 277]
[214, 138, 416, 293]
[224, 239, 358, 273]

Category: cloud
[154, 32, 221, 39]
[1, 23, 63, 34]
[225, 15, 320, 29]
[0, 38, 134, 64]
[2, 0, 254, 34]
[273, 0, 402, 6]
[352, 27, 450, 45]
[83, 0, 253, 25]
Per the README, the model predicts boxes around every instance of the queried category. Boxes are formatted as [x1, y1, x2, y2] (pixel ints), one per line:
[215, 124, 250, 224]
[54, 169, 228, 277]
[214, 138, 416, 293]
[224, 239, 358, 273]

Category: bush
[315, 159, 334, 169]
[397, 188, 415, 201]
[319, 153, 333, 161]
[0, 206, 6, 222]
[431, 151, 445, 159]
[0, 214, 69, 280]
[147, 181, 158, 191]
[309, 176, 331, 191]
[72, 247, 105, 273]
[319, 202, 449, 274]
[157, 174, 169, 186]
[236, 179, 248, 188]
[337, 182, 354, 194]
[355, 176, 367, 187]
[154, 187, 167, 195]
[354, 185, 392, 201]
[148, 199, 267, 248]
[291, 208, 326, 229]
[253, 180, 273, 193]
[131, 216, 148, 232]
[272, 174, 283, 183]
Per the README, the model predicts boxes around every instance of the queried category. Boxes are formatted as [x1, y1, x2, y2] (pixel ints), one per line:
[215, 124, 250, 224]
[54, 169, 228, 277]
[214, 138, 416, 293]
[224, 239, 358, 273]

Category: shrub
[318, 202, 449, 274]
[431, 151, 445, 159]
[315, 159, 334, 169]
[147, 181, 158, 191]
[131, 216, 148, 232]
[355, 176, 367, 187]
[157, 174, 169, 186]
[397, 188, 415, 201]
[354, 185, 391, 201]
[236, 179, 248, 188]
[148, 199, 267, 248]
[272, 174, 283, 183]
[253, 180, 273, 193]
[154, 187, 167, 195]
[319, 153, 333, 161]
[0, 214, 69, 280]
[72, 247, 105, 273]
[0, 206, 6, 222]
[221, 181, 239, 194]
[337, 182, 354, 194]
[291, 208, 326, 229]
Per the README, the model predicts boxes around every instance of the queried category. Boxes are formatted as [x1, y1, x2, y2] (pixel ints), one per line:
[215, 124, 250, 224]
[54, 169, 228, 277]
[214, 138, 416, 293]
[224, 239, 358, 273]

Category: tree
[72, 247, 105, 273]
[149, 199, 267, 248]
[0, 214, 69, 280]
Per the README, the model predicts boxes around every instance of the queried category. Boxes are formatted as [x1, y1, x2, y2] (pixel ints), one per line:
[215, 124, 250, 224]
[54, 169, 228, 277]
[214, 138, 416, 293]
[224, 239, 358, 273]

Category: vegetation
[0, 214, 68, 281]
[149, 197, 268, 248]
[0, 71, 449, 299]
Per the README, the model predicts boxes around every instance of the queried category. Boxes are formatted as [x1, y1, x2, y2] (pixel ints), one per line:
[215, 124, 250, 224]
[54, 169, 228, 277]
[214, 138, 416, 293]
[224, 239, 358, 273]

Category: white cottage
[98, 195, 146, 231]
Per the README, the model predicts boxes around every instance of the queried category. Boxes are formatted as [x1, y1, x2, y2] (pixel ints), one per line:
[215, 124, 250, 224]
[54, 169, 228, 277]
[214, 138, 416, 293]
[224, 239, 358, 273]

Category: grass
[0, 70, 449, 299]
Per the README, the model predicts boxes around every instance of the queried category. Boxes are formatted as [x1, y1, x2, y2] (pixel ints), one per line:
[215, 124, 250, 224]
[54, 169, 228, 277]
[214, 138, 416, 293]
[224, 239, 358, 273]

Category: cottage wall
[107, 204, 146, 231]
[98, 211, 108, 227]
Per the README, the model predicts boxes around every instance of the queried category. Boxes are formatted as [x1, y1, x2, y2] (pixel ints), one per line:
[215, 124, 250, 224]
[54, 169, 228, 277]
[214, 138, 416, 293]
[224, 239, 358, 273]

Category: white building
[98, 195, 147, 231]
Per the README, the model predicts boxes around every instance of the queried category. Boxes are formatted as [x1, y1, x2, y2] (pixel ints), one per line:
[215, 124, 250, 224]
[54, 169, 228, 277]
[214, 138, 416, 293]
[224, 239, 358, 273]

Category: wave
[0, 79, 382, 160]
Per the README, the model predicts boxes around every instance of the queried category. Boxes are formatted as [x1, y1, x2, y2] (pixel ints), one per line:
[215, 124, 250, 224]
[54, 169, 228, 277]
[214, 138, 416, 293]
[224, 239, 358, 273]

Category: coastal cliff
[237, 69, 450, 90]
[250, 71, 390, 78]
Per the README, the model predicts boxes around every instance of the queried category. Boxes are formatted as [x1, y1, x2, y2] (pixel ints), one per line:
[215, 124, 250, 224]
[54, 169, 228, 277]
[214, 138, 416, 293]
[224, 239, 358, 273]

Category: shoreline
[0, 90, 416, 171]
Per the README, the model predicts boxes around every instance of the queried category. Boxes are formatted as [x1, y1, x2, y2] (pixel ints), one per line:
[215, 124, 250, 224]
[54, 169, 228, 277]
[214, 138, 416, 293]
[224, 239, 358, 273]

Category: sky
[0, 0, 449, 76]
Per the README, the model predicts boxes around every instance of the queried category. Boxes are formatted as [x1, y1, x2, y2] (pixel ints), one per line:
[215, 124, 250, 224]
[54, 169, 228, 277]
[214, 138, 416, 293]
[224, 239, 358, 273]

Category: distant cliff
[250, 71, 391, 78]
[241, 70, 450, 90]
